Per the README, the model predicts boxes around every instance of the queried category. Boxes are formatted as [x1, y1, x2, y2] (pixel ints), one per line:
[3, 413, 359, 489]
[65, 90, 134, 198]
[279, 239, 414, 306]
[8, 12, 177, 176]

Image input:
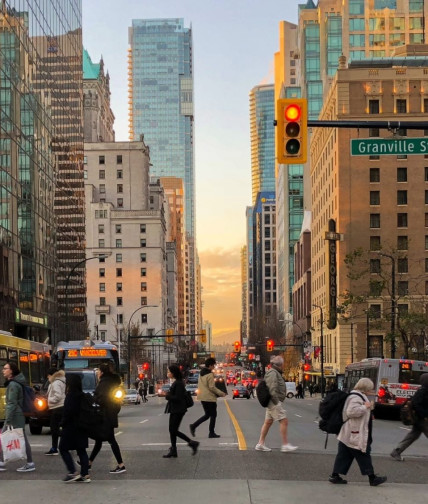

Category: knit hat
[420, 373, 428, 388]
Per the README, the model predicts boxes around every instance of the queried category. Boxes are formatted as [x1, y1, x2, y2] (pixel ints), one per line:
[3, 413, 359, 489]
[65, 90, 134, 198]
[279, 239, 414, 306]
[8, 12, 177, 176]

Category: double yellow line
[224, 399, 247, 450]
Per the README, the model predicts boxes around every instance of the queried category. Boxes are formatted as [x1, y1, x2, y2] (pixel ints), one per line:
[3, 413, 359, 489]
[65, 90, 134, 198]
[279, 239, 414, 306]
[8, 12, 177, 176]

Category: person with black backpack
[329, 377, 387, 487]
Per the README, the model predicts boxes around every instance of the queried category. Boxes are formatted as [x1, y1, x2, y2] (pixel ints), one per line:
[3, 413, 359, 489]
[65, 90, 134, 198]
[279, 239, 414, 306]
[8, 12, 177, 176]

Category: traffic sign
[351, 138, 428, 156]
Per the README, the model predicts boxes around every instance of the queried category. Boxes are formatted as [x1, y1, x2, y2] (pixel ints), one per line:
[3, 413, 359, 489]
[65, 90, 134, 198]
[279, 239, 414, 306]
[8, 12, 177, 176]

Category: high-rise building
[240, 245, 248, 341]
[0, 1, 83, 343]
[249, 85, 275, 205]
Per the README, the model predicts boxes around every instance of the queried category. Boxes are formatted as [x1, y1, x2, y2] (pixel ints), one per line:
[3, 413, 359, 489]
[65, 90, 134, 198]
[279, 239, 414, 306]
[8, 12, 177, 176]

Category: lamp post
[312, 304, 325, 398]
[126, 305, 158, 388]
[65, 255, 107, 341]
[378, 252, 396, 358]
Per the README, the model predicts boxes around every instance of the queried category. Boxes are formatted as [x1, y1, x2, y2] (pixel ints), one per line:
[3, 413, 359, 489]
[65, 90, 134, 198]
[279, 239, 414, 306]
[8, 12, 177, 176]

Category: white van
[285, 382, 297, 398]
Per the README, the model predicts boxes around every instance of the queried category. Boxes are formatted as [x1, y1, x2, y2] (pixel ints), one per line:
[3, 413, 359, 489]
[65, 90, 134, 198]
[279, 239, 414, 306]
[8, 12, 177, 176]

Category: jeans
[332, 441, 374, 476]
[192, 401, 218, 434]
[395, 418, 428, 454]
[49, 407, 63, 451]
[169, 412, 192, 448]
[89, 428, 123, 465]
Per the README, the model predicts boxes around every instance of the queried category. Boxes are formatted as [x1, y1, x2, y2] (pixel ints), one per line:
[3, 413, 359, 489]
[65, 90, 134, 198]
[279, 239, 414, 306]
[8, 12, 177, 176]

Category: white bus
[344, 358, 428, 417]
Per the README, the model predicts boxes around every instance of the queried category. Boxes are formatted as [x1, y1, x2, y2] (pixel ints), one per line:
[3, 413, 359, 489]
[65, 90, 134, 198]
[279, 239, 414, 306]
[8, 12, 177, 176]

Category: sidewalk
[2, 479, 427, 504]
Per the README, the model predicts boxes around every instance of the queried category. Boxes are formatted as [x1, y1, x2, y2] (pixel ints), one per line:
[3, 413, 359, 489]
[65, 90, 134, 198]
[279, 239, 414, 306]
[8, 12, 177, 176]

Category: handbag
[184, 391, 194, 408]
[164, 401, 171, 414]
[1, 426, 26, 463]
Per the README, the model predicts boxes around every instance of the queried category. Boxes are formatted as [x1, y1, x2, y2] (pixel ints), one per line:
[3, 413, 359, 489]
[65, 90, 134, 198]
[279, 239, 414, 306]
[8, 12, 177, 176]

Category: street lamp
[127, 305, 158, 387]
[312, 304, 325, 398]
[65, 255, 107, 341]
[377, 252, 396, 358]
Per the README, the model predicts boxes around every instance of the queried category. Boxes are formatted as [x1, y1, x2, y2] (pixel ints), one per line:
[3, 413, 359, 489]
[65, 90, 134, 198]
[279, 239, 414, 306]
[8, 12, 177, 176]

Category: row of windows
[370, 213, 428, 228]
[98, 270, 147, 290]
[97, 155, 122, 165]
[98, 224, 146, 234]
[99, 170, 123, 179]
[100, 313, 148, 325]
[370, 234, 428, 250]
[369, 167, 428, 183]
[105, 239, 147, 248]
[369, 190, 423, 205]
[99, 183, 123, 192]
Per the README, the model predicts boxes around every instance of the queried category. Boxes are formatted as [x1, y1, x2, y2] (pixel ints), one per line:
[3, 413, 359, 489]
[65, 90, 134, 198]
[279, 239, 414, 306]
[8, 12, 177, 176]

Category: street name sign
[351, 138, 428, 156]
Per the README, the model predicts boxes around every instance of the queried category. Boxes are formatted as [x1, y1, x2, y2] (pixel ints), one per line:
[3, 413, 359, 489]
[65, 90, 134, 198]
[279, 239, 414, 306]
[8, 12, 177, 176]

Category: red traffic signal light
[138, 373, 144, 380]
[303, 363, 310, 372]
[276, 98, 307, 164]
[234, 341, 241, 352]
[266, 339, 274, 352]
[143, 362, 149, 371]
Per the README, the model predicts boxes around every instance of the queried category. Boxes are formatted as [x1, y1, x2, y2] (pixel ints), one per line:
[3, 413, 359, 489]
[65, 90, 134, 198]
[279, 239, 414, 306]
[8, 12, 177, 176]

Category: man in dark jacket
[391, 373, 428, 461]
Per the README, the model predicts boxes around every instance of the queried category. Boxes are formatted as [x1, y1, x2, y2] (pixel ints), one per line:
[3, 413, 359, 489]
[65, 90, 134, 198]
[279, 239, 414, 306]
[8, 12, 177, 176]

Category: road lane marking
[224, 400, 247, 451]
[139, 419, 149, 424]
[115, 431, 123, 436]
[399, 426, 411, 431]
[141, 443, 187, 446]
[295, 414, 302, 417]
[219, 442, 238, 446]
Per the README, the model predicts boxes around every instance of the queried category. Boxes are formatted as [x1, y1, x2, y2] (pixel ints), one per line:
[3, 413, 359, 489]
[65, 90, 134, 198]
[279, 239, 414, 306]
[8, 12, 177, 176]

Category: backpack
[15, 381, 37, 417]
[184, 391, 194, 408]
[400, 399, 417, 426]
[256, 380, 271, 407]
[77, 393, 106, 440]
[318, 390, 364, 435]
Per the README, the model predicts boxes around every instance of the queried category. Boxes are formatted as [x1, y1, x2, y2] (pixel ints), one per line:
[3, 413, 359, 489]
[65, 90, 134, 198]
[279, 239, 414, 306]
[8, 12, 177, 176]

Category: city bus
[51, 339, 120, 372]
[0, 331, 51, 424]
[344, 358, 428, 417]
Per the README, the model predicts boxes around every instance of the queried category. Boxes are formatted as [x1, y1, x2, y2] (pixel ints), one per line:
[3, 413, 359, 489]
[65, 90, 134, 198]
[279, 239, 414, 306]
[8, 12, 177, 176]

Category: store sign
[15, 309, 48, 327]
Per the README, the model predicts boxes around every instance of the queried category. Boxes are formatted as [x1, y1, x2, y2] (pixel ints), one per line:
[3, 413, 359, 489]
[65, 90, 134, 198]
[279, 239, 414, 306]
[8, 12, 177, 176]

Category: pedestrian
[247, 381, 255, 398]
[296, 383, 303, 399]
[59, 373, 90, 483]
[143, 379, 149, 403]
[390, 373, 428, 461]
[88, 363, 126, 474]
[308, 383, 314, 398]
[329, 377, 387, 486]
[45, 367, 66, 456]
[138, 381, 144, 403]
[189, 357, 226, 438]
[163, 364, 199, 458]
[255, 355, 298, 453]
[0, 362, 35, 472]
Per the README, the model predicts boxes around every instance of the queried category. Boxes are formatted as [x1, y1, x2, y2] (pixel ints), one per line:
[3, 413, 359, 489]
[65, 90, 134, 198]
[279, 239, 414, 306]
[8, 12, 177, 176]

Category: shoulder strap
[349, 391, 365, 402]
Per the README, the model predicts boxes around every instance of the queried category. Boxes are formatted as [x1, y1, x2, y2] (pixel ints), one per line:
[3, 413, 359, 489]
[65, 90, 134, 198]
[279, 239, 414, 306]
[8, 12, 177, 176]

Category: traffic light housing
[234, 341, 241, 353]
[166, 328, 174, 344]
[200, 329, 207, 343]
[276, 98, 307, 164]
[266, 339, 274, 352]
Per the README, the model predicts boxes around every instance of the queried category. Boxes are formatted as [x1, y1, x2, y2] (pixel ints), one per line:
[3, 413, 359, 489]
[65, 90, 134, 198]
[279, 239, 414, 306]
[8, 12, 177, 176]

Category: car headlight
[35, 397, 47, 411]
[113, 388, 124, 400]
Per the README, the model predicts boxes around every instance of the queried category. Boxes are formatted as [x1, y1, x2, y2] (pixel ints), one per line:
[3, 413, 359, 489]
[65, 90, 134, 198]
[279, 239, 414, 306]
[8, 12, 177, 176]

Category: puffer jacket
[197, 368, 226, 402]
[264, 366, 286, 406]
[4, 373, 26, 428]
[337, 391, 371, 453]
[47, 369, 66, 409]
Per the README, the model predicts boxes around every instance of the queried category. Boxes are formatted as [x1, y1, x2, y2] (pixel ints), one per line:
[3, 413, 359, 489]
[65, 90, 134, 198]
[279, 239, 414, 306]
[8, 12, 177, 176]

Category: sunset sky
[83, 0, 300, 343]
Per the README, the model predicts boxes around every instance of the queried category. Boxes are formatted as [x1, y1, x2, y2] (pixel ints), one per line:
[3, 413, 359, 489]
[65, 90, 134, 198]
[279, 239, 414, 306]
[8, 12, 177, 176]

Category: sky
[83, 0, 301, 343]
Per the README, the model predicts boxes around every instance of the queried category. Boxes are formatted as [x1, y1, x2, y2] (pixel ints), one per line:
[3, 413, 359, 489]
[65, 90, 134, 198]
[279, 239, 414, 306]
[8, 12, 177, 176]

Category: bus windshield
[52, 340, 119, 372]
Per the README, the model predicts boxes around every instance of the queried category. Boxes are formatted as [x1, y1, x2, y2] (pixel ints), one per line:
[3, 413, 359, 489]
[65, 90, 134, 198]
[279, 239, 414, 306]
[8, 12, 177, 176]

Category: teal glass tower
[128, 18, 195, 238]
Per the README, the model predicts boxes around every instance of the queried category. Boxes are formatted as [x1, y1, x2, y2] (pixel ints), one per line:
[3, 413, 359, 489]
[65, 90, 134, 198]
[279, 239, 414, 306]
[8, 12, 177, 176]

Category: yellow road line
[224, 399, 247, 450]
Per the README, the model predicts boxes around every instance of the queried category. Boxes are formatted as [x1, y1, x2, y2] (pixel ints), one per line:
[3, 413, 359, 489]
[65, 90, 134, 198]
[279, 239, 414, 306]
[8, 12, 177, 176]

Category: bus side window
[0, 347, 7, 386]
[19, 351, 30, 383]
[30, 352, 41, 384]
[8, 348, 18, 363]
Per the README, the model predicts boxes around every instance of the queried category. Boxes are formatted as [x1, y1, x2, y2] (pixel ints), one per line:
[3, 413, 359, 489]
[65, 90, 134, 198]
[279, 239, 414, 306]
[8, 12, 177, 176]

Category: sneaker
[390, 450, 404, 461]
[75, 475, 91, 483]
[63, 473, 80, 483]
[189, 424, 196, 437]
[281, 443, 298, 452]
[16, 462, 35, 473]
[369, 475, 387, 487]
[255, 443, 272, 452]
[208, 433, 221, 438]
[45, 448, 59, 456]
[109, 465, 126, 474]
[329, 474, 347, 484]
[76, 460, 92, 471]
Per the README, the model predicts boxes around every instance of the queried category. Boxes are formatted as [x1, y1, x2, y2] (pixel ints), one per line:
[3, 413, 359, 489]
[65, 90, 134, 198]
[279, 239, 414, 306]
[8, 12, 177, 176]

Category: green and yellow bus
[0, 331, 51, 424]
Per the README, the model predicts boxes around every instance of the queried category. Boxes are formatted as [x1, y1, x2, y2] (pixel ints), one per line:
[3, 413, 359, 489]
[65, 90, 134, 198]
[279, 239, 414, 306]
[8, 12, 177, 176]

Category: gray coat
[5, 373, 26, 429]
[264, 366, 286, 406]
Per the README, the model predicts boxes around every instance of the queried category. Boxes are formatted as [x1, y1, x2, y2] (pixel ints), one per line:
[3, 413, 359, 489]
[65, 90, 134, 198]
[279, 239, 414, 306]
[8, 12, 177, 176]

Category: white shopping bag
[1, 426, 26, 463]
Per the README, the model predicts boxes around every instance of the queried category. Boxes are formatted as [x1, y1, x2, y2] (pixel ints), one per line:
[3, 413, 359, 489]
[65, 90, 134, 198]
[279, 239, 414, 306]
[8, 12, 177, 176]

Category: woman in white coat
[329, 378, 387, 486]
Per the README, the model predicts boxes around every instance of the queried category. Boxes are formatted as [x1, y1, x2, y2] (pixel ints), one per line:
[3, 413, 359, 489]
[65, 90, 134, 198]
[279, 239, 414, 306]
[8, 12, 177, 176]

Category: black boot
[162, 447, 178, 458]
[189, 440, 200, 455]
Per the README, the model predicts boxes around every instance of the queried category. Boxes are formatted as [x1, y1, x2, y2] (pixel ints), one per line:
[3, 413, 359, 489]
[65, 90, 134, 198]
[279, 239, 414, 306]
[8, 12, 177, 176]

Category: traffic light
[166, 328, 174, 344]
[234, 341, 241, 353]
[266, 339, 274, 352]
[276, 98, 307, 164]
[303, 363, 311, 372]
[200, 329, 207, 343]
[138, 373, 143, 380]
[143, 362, 149, 371]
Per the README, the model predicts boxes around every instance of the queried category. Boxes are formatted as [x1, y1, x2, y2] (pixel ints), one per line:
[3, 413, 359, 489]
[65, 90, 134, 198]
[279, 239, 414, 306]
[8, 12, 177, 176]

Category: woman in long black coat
[59, 374, 90, 482]
[163, 364, 199, 458]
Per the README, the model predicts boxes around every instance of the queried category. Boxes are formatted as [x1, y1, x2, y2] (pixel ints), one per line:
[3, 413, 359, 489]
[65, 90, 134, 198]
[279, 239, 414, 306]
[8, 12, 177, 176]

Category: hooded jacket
[197, 367, 226, 402]
[412, 373, 428, 420]
[5, 373, 26, 428]
[264, 366, 286, 406]
[47, 369, 66, 409]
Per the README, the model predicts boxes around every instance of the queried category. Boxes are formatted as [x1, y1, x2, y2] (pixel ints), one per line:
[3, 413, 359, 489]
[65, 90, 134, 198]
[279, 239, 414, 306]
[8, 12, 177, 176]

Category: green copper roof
[83, 48, 100, 79]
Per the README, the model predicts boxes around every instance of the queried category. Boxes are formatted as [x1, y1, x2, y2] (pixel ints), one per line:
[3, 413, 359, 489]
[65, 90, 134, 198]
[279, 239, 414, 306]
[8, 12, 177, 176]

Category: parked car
[123, 388, 141, 405]
[185, 384, 199, 396]
[285, 382, 297, 399]
[157, 383, 171, 397]
[232, 385, 250, 399]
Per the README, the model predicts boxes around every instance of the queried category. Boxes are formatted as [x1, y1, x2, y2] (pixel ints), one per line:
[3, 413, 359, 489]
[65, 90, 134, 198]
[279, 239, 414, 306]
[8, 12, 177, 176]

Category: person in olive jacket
[391, 372, 428, 461]
[0, 362, 35, 473]
[88, 362, 125, 474]
[163, 364, 199, 458]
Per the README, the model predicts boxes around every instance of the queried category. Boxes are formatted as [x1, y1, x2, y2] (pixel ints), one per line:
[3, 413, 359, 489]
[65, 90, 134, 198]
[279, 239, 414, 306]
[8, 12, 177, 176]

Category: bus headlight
[35, 397, 47, 411]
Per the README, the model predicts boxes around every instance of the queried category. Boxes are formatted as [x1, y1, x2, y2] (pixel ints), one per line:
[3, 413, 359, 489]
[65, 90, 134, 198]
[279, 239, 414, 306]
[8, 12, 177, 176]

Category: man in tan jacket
[189, 358, 226, 438]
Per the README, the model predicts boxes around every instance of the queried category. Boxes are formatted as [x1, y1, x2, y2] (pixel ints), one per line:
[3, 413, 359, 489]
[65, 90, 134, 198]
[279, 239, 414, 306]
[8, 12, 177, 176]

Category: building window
[397, 190, 407, 205]
[99, 155, 105, 165]
[369, 99, 379, 114]
[116, 283, 122, 291]
[370, 259, 381, 273]
[141, 297, 147, 306]
[141, 268, 146, 276]
[116, 253, 122, 263]
[98, 239, 105, 248]
[98, 224, 104, 233]
[369, 304, 381, 319]
[425, 281, 428, 295]
[140, 224, 146, 233]
[116, 268, 122, 277]
[397, 281, 408, 296]
[99, 268, 105, 278]
[425, 213, 428, 227]
[141, 314, 148, 324]
[370, 214, 380, 228]
[117, 198, 123, 208]
[140, 253, 146, 262]
[367, 335, 383, 358]
[99, 184, 106, 194]
[117, 314, 123, 324]
[95, 210, 108, 219]
[117, 155, 122, 164]
[115, 224, 122, 234]
[100, 331, 106, 341]
[370, 168, 380, 182]
[117, 184, 123, 193]
[397, 213, 408, 227]
[100, 314, 106, 324]
[99, 283, 105, 292]
[397, 167, 407, 182]
[99, 170, 105, 179]
[425, 190, 428, 204]
[99, 297, 106, 306]
[141, 282, 147, 291]
[116, 239, 122, 248]
[425, 167, 428, 181]
[140, 239, 146, 247]
[370, 191, 380, 205]
[369, 127, 380, 137]
[396, 99, 407, 113]
[117, 297, 123, 306]
[425, 258, 428, 272]
[370, 236, 381, 250]
[425, 236, 428, 250]
[369, 280, 383, 296]
[117, 170, 123, 179]
[398, 258, 408, 273]
[397, 236, 408, 250]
